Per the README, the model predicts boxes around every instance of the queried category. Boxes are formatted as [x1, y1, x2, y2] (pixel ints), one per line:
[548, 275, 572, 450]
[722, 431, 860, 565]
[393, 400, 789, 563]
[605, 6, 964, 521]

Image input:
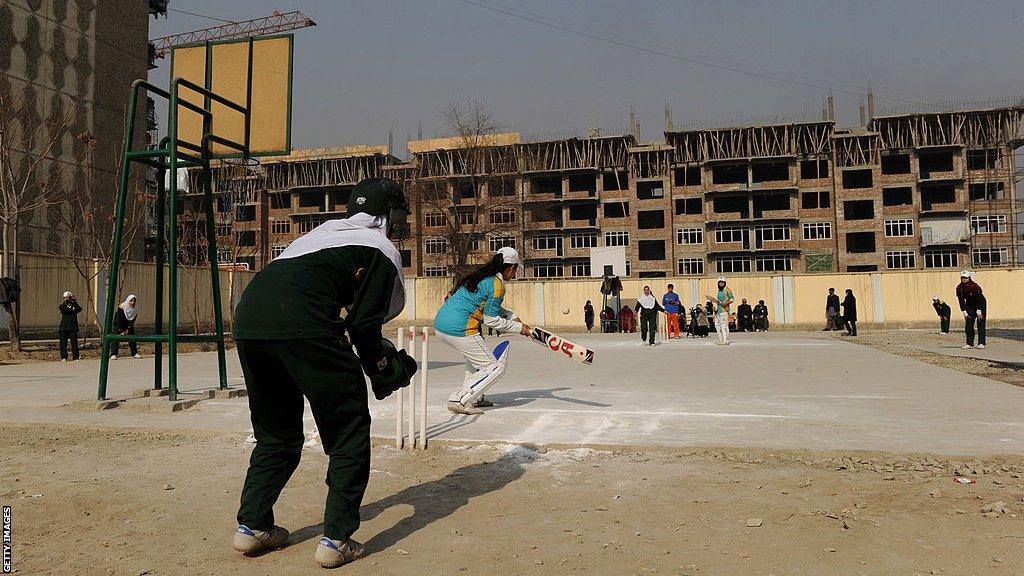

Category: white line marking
[499, 407, 797, 419]
[771, 395, 897, 400]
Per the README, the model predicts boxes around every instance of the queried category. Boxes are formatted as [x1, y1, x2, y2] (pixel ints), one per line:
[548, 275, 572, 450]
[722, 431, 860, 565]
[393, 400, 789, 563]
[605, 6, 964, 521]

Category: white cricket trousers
[715, 311, 730, 344]
[437, 332, 504, 405]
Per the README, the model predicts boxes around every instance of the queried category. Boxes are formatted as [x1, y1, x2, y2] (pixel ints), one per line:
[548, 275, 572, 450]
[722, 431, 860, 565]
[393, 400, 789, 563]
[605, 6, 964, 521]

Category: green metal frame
[97, 39, 261, 401]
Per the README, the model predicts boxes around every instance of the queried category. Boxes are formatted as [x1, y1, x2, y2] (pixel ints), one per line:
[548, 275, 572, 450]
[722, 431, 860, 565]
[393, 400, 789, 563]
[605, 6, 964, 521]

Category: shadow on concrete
[486, 387, 612, 409]
[426, 413, 481, 438]
[987, 328, 1024, 342]
[290, 449, 536, 553]
[427, 360, 466, 370]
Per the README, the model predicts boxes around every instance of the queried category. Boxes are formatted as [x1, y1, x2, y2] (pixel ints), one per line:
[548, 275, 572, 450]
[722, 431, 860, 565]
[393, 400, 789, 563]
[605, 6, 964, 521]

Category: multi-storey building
[189, 105, 1023, 279]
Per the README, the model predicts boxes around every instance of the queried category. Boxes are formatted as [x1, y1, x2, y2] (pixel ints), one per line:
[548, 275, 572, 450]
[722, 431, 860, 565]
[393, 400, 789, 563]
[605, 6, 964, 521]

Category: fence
[1, 252, 256, 336]
[402, 269, 1024, 330]
[5, 253, 1021, 335]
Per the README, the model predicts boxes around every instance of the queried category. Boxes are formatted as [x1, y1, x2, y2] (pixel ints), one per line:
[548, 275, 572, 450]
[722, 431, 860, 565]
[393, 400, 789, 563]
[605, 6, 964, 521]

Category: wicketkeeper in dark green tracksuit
[230, 178, 416, 569]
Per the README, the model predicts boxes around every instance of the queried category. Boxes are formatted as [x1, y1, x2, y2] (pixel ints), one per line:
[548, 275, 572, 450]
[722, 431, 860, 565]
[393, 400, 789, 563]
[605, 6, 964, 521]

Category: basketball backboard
[170, 34, 293, 158]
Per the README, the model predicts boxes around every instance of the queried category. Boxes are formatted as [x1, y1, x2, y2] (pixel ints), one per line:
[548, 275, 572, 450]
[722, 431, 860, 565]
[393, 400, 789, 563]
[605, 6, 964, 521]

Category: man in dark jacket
[58, 291, 82, 361]
[841, 289, 857, 336]
[932, 296, 952, 335]
[823, 288, 841, 331]
[752, 300, 769, 332]
[736, 299, 753, 332]
[230, 178, 416, 569]
[955, 270, 987, 349]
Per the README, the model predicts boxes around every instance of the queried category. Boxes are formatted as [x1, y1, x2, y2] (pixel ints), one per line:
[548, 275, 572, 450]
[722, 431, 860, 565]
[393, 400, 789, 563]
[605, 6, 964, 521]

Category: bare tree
[0, 87, 74, 350]
[51, 131, 149, 337]
[408, 101, 522, 285]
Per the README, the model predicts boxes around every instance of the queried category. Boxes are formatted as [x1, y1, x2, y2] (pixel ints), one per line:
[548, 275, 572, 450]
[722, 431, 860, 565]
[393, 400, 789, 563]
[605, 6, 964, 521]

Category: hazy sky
[149, 0, 1024, 154]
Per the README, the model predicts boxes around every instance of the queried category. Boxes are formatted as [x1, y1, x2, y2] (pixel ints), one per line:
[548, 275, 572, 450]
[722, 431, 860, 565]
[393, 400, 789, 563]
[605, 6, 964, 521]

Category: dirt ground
[0, 340, 233, 365]
[3, 423, 1023, 576]
[850, 329, 1024, 389]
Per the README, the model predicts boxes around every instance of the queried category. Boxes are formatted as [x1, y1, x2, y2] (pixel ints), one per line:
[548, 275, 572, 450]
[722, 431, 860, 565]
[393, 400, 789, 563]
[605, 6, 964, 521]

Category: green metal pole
[153, 148, 166, 390]
[200, 151, 229, 391]
[168, 85, 180, 402]
[97, 83, 142, 400]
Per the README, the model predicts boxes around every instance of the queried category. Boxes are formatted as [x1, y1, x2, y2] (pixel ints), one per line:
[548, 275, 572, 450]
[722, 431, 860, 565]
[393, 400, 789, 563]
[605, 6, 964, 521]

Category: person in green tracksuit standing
[635, 285, 664, 346]
[230, 178, 416, 569]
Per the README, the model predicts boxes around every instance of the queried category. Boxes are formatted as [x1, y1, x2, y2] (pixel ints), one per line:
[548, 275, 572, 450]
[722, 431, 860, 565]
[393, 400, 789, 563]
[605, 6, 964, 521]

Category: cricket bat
[529, 327, 595, 365]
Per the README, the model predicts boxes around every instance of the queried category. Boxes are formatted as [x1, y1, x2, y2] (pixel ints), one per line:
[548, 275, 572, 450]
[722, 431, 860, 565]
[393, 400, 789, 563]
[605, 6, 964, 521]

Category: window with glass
[755, 255, 792, 272]
[884, 219, 914, 237]
[570, 261, 591, 277]
[270, 220, 290, 234]
[715, 225, 746, 243]
[488, 236, 516, 252]
[676, 227, 703, 245]
[533, 235, 561, 251]
[490, 209, 516, 224]
[424, 266, 449, 277]
[972, 247, 1009, 266]
[924, 248, 958, 269]
[424, 212, 445, 227]
[716, 257, 751, 273]
[424, 237, 448, 254]
[570, 232, 598, 249]
[886, 250, 916, 269]
[970, 214, 1006, 234]
[754, 224, 790, 241]
[532, 263, 563, 278]
[604, 230, 630, 247]
[677, 258, 704, 276]
[802, 222, 832, 240]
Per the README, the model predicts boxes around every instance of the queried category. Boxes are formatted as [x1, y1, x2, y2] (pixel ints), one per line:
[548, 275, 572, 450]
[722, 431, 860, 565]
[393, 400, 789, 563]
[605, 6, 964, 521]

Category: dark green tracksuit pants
[640, 311, 657, 345]
[236, 338, 370, 541]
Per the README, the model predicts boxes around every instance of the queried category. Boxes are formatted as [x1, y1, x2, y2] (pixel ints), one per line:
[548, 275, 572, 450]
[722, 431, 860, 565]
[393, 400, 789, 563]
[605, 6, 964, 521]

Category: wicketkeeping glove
[363, 339, 418, 400]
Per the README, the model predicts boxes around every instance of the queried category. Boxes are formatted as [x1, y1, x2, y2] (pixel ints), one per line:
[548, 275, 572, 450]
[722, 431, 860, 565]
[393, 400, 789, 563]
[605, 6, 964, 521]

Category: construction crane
[150, 10, 316, 59]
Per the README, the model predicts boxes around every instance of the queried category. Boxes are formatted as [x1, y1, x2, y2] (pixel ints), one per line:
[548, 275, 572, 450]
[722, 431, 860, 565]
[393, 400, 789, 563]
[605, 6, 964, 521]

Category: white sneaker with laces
[315, 537, 365, 568]
[977, 344, 986, 349]
[961, 344, 973, 349]
[110, 354, 118, 360]
[233, 524, 289, 556]
[133, 354, 142, 359]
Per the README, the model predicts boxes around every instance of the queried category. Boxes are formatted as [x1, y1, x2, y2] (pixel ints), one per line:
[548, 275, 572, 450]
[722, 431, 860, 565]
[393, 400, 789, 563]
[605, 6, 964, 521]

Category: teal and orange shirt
[434, 274, 519, 337]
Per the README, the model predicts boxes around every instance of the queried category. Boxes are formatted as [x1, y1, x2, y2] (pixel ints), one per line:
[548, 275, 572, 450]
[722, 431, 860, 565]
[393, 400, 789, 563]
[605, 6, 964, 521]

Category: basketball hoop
[216, 156, 265, 214]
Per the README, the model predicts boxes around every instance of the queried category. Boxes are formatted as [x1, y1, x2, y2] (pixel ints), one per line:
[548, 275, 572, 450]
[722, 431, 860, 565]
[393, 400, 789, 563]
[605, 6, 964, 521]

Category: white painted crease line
[771, 395, 897, 399]
[582, 416, 616, 444]
[499, 407, 799, 419]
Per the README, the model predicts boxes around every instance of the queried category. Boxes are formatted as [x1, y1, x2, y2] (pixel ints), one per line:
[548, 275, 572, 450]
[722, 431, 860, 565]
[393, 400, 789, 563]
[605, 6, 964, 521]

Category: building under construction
[187, 104, 1024, 279]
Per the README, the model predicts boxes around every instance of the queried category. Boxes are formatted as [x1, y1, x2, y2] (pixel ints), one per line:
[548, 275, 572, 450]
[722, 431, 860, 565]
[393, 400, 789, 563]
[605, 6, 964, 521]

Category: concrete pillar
[771, 275, 786, 325]
[404, 276, 416, 321]
[688, 279, 700, 309]
[534, 282, 545, 326]
[783, 275, 795, 324]
[871, 273, 884, 323]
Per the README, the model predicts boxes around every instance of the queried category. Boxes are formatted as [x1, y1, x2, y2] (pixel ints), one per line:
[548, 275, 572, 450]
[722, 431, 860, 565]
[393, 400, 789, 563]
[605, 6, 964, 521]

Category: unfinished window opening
[297, 192, 323, 209]
[845, 232, 876, 253]
[269, 193, 290, 210]
[800, 159, 829, 179]
[636, 180, 665, 200]
[235, 205, 257, 222]
[637, 240, 666, 261]
[637, 210, 665, 230]
[673, 166, 702, 186]
[713, 196, 748, 217]
[675, 198, 702, 215]
[568, 174, 597, 194]
[400, 250, 412, 267]
[801, 190, 830, 209]
[919, 150, 954, 176]
[882, 187, 913, 207]
[603, 201, 629, 218]
[967, 149, 999, 170]
[843, 200, 874, 220]
[969, 182, 1005, 201]
[453, 180, 476, 201]
[638, 271, 667, 278]
[531, 175, 562, 195]
[752, 161, 789, 183]
[327, 186, 352, 210]
[568, 203, 597, 222]
[712, 163, 747, 185]
[603, 170, 628, 191]
[842, 169, 873, 189]
[236, 231, 257, 247]
[489, 178, 516, 197]
[753, 193, 790, 216]
[921, 184, 956, 210]
[881, 154, 911, 175]
[847, 264, 878, 272]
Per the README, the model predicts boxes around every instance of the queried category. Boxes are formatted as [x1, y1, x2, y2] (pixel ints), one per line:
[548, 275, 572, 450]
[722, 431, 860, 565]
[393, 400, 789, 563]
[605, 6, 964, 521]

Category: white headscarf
[121, 294, 138, 321]
[275, 212, 406, 322]
[637, 287, 657, 310]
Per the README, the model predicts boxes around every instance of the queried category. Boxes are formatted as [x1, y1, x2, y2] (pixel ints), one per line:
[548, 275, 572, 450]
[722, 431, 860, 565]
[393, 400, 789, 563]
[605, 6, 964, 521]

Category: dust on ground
[3, 423, 1023, 575]
[847, 329, 1024, 388]
[0, 340, 235, 365]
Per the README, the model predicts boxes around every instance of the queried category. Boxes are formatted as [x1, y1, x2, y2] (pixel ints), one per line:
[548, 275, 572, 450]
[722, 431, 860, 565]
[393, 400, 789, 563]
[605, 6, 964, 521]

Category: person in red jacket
[955, 270, 987, 349]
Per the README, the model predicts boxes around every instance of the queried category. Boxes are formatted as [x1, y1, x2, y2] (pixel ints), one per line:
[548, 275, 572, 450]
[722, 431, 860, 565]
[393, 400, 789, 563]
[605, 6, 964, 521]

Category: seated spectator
[752, 300, 769, 332]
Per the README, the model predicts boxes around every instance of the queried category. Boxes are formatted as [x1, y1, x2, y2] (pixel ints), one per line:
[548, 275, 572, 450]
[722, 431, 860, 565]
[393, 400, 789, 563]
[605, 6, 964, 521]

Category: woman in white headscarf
[634, 285, 664, 346]
[111, 294, 140, 359]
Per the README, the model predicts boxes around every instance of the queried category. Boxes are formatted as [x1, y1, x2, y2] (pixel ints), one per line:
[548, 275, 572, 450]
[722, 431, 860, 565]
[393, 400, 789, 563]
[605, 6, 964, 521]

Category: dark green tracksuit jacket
[233, 241, 401, 541]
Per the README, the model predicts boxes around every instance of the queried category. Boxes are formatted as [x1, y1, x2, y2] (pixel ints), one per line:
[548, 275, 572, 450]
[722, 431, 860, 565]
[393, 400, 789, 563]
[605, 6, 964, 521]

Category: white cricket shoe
[110, 354, 118, 360]
[961, 344, 973, 349]
[315, 537, 365, 568]
[977, 344, 986, 349]
[233, 524, 288, 556]
[447, 401, 484, 415]
[133, 354, 142, 359]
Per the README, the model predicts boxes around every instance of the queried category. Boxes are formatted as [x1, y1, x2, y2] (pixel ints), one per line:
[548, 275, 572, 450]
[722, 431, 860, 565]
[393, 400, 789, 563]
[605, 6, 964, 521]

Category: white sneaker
[977, 344, 986, 349]
[961, 344, 973, 349]
[315, 537, 365, 568]
[446, 401, 484, 415]
[233, 524, 289, 556]
[110, 354, 118, 360]
[61, 358, 67, 363]
[133, 354, 142, 359]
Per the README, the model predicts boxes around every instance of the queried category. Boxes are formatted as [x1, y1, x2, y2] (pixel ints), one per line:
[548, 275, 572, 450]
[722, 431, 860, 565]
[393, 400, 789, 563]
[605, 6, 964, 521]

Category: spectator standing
[932, 296, 951, 335]
[705, 277, 734, 345]
[58, 291, 82, 361]
[841, 289, 857, 336]
[619, 305, 636, 333]
[635, 285, 664, 346]
[111, 294, 141, 359]
[736, 299, 753, 332]
[823, 288, 841, 331]
[584, 300, 595, 333]
[752, 300, 769, 331]
[662, 284, 682, 339]
[955, 271, 987, 349]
